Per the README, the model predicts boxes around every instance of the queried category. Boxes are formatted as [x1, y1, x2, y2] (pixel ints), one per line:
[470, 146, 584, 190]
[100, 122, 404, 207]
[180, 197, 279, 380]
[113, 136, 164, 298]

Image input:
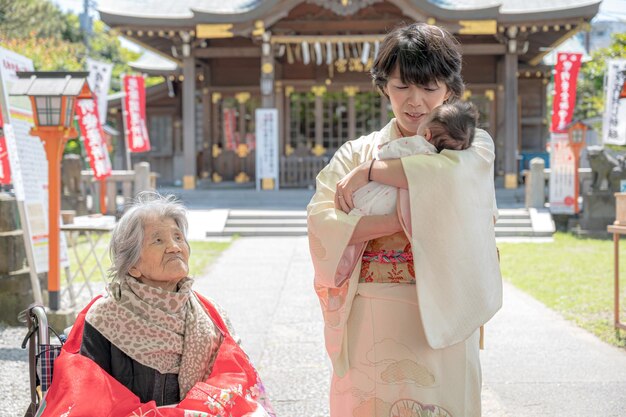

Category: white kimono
[307, 119, 502, 417]
[351, 135, 436, 216]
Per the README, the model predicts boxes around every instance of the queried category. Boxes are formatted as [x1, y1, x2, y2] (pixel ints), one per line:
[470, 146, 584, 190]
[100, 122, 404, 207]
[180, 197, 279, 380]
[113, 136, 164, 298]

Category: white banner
[603, 59, 626, 146]
[549, 133, 577, 214]
[86, 58, 113, 123]
[255, 108, 279, 190]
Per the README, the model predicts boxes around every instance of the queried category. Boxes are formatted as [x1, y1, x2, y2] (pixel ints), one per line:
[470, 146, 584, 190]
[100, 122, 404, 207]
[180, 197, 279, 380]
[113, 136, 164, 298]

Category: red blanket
[39, 294, 273, 417]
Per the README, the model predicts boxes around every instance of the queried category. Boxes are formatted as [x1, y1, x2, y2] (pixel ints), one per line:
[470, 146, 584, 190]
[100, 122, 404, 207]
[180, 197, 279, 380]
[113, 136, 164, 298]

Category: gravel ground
[0, 324, 30, 417]
[0, 282, 106, 417]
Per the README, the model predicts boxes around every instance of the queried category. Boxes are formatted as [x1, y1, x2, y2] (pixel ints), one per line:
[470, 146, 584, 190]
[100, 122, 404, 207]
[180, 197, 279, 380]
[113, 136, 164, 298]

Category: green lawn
[65, 232, 232, 283]
[499, 232, 626, 348]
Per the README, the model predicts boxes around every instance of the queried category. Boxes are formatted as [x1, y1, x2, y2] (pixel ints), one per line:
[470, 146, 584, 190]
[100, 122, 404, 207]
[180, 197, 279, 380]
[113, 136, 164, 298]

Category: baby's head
[417, 101, 479, 152]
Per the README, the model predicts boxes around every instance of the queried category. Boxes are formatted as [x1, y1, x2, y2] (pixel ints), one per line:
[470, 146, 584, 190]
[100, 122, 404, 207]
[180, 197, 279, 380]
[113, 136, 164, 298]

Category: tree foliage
[0, 0, 157, 93]
[575, 32, 626, 121]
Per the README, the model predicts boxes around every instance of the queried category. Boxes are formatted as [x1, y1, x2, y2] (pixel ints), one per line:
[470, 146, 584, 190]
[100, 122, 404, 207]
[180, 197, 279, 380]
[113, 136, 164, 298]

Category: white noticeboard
[603, 59, 626, 146]
[0, 47, 68, 276]
[255, 108, 279, 190]
[549, 132, 576, 214]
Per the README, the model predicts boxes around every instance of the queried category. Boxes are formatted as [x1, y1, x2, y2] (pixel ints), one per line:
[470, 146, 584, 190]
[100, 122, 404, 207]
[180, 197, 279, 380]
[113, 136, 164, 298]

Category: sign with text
[76, 98, 112, 180]
[550, 53, 582, 133]
[255, 108, 279, 190]
[122, 75, 151, 153]
[602, 59, 626, 146]
[0, 47, 68, 272]
[549, 132, 577, 214]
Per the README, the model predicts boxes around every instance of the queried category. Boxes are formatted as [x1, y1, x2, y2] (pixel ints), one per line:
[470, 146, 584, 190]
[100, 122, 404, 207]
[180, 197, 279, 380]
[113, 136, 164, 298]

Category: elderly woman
[40, 192, 274, 417]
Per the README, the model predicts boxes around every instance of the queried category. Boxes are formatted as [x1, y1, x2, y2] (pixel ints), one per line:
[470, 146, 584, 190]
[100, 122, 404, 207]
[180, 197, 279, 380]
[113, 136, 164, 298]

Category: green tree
[0, 0, 67, 40]
[0, 0, 158, 93]
[575, 32, 626, 121]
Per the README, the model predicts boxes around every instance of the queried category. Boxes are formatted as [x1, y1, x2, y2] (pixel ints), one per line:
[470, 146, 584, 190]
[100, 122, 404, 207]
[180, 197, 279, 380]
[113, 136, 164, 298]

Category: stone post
[134, 162, 151, 194]
[0, 193, 32, 325]
[525, 157, 546, 208]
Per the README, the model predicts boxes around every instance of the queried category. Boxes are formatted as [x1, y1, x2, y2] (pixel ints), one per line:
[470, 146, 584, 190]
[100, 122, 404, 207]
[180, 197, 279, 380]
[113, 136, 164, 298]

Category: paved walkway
[2, 186, 625, 416]
[189, 236, 626, 417]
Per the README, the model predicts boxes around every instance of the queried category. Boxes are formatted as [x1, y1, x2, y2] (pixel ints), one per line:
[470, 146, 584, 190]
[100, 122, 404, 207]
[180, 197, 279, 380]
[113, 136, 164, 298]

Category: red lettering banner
[223, 108, 238, 151]
[550, 53, 582, 133]
[76, 98, 112, 180]
[0, 107, 10, 184]
[122, 75, 151, 153]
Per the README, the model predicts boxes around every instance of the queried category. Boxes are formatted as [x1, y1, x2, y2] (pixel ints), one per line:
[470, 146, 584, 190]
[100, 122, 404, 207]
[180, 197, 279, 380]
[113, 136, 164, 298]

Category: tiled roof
[98, 0, 261, 19]
[99, 0, 601, 20]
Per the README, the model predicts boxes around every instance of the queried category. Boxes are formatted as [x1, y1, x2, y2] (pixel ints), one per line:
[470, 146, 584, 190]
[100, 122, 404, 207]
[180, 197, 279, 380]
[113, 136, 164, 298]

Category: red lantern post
[10, 72, 93, 310]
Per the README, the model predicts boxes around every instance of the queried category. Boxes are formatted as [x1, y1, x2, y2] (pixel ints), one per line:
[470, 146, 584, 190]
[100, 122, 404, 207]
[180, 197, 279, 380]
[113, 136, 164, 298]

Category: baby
[351, 101, 479, 216]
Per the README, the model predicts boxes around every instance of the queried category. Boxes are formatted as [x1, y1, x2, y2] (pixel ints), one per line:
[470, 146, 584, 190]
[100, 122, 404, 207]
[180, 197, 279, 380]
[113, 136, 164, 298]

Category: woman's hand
[335, 161, 370, 213]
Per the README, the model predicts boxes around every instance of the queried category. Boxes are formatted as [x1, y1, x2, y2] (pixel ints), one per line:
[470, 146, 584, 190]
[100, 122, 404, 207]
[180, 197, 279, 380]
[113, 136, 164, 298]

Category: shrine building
[100, 0, 601, 188]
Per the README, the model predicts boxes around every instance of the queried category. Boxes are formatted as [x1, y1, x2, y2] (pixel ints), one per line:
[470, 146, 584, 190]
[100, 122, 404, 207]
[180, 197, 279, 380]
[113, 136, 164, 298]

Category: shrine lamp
[10, 71, 92, 311]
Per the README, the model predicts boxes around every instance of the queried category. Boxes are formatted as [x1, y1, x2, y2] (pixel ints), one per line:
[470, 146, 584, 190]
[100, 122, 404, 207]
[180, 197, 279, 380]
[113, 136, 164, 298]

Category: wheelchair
[18, 304, 66, 417]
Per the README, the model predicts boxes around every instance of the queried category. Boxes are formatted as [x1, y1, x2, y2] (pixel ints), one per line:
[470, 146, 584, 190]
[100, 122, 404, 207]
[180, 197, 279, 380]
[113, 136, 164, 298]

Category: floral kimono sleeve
[307, 138, 371, 376]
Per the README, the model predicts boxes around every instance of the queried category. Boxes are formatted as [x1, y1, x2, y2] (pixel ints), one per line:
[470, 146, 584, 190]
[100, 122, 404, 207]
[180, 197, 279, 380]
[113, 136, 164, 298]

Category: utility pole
[79, 0, 95, 55]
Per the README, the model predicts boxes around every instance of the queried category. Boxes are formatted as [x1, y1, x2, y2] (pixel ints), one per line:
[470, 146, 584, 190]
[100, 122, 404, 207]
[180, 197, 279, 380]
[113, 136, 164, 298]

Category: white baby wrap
[350, 135, 436, 216]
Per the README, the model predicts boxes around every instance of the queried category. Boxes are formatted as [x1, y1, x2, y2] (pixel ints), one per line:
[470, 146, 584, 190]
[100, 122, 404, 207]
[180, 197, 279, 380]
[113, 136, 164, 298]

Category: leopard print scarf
[85, 276, 221, 398]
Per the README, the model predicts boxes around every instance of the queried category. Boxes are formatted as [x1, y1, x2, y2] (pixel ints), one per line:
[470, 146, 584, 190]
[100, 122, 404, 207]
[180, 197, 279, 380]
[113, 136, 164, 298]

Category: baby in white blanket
[351, 101, 479, 216]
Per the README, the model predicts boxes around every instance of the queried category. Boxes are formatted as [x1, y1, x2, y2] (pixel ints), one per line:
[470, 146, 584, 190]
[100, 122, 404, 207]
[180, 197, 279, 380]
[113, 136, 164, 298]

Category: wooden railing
[80, 162, 158, 215]
[280, 156, 329, 188]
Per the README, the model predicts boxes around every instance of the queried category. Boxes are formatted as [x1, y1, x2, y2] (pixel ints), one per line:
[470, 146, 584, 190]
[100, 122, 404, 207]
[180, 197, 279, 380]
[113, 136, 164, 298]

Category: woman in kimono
[307, 23, 502, 417]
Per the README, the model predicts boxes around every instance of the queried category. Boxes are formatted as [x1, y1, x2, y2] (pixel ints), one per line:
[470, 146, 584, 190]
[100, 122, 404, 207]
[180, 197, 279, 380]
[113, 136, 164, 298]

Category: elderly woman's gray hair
[108, 191, 189, 282]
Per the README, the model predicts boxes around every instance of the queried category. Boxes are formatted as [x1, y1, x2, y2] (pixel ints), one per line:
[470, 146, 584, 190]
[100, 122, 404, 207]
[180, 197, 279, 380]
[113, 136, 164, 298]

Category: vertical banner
[86, 58, 113, 123]
[0, 106, 11, 184]
[255, 108, 279, 190]
[602, 59, 626, 146]
[550, 53, 582, 133]
[76, 98, 112, 180]
[122, 75, 151, 153]
[549, 132, 577, 214]
[223, 108, 238, 151]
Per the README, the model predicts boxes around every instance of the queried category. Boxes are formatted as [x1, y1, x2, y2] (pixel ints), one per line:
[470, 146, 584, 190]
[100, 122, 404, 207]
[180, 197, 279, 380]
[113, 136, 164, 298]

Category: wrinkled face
[384, 66, 450, 137]
[129, 217, 190, 290]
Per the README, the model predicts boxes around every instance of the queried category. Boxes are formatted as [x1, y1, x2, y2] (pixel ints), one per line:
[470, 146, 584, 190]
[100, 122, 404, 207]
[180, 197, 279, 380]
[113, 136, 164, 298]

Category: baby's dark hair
[427, 101, 479, 152]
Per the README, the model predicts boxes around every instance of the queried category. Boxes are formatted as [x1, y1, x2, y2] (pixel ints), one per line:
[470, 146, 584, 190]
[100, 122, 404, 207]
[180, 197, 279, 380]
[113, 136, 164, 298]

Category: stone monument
[579, 146, 626, 231]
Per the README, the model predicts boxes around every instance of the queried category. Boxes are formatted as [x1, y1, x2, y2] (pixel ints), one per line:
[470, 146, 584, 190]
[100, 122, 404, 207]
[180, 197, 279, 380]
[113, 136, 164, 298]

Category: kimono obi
[359, 232, 415, 284]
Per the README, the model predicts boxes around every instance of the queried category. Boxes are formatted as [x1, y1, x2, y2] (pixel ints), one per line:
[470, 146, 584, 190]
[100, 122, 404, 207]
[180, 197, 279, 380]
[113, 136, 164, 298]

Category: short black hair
[371, 23, 464, 102]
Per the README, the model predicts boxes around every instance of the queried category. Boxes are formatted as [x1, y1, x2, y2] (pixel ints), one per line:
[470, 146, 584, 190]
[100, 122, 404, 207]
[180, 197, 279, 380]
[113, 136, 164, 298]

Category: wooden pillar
[182, 54, 196, 189]
[201, 88, 210, 179]
[312, 85, 326, 156]
[503, 29, 520, 189]
[210, 92, 222, 183]
[235, 92, 251, 183]
[261, 33, 275, 108]
[284, 86, 293, 155]
[344, 86, 358, 142]
[275, 81, 285, 156]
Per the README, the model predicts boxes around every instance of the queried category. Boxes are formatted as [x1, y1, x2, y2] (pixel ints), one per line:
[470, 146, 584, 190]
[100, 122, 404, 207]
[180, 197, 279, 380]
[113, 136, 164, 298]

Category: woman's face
[129, 216, 190, 290]
[384, 66, 451, 137]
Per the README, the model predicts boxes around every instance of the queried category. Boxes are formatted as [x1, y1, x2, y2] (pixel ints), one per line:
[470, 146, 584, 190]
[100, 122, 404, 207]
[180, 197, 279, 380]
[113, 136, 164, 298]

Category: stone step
[494, 227, 553, 237]
[495, 218, 532, 227]
[226, 218, 307, 227]
[207, 226, 308, 237]
[228, 210, 307, 219]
